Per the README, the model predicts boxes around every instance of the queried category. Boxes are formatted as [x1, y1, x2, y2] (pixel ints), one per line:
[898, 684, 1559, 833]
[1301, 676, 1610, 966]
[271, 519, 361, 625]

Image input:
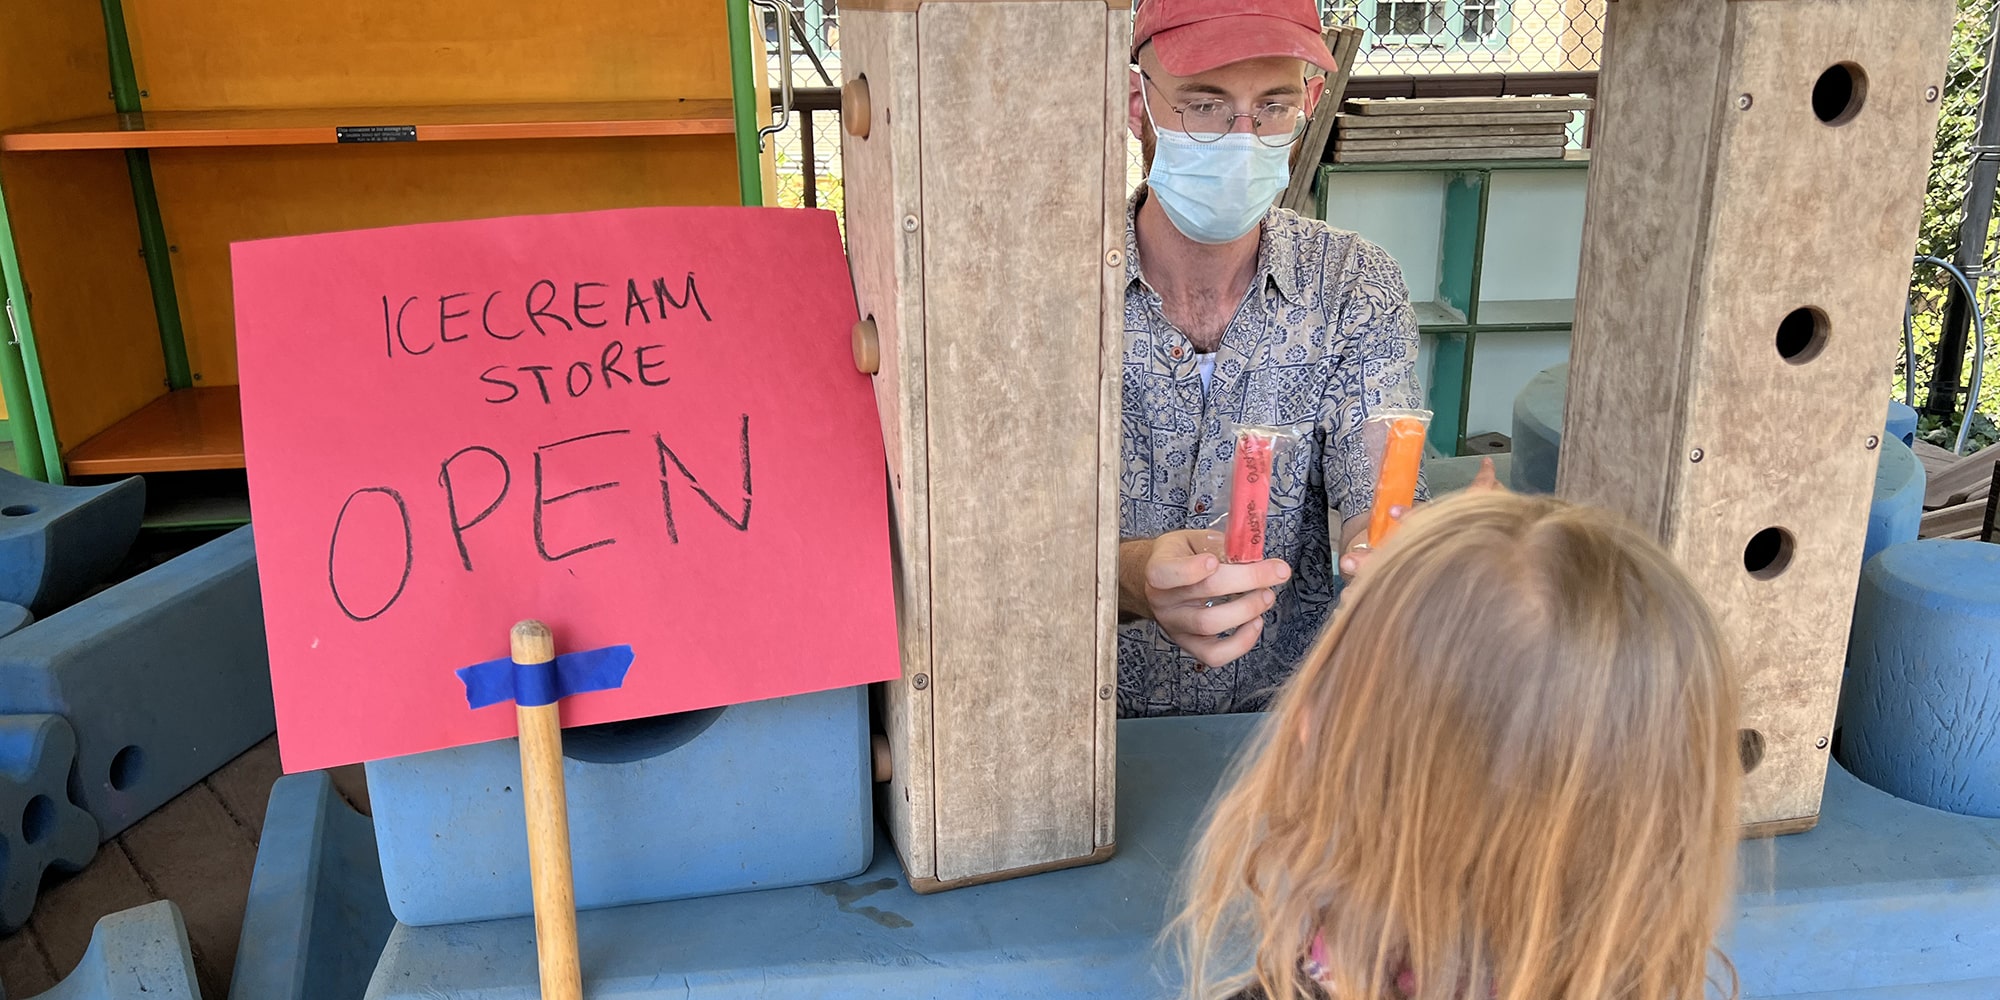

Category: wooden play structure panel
[1560, 0, 1954, 833]
[841, 0, 1127, 890]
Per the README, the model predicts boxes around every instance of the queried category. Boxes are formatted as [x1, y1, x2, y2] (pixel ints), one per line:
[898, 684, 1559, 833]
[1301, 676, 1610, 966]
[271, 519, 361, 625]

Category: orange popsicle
[1367, 416, 1427, 547]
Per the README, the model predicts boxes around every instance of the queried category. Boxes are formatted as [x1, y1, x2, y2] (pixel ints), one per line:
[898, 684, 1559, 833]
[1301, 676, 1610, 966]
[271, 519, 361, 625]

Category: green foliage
[1901, 0, 2000, 425]
[1919, 408, 2000, 451]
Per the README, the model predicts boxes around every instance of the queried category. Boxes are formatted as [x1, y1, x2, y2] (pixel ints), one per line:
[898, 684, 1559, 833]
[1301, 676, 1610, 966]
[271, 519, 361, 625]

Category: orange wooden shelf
[65, 386, 245, 476]
[1, 99, 736, 151]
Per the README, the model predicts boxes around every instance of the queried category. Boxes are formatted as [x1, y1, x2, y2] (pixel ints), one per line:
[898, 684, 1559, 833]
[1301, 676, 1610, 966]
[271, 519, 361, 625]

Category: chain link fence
[763, 0, 1609, 221]
[1323, 0, 1603, 75]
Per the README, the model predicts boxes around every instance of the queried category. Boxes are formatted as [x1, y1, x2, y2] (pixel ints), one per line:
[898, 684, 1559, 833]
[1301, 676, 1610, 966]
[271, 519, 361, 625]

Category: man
[1116, 0, 1436, 717]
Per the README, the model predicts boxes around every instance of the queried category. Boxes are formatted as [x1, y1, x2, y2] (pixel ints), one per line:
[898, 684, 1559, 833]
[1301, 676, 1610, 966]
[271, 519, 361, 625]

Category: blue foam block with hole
[361, 715, 2000, 999]
[0, 470, 144, 617]
[0, 713, 97, 933]
[22, 900, 200, 1000]
[1509, 363, 1566, 494]
[1864, 437, 1924, 566]
[228, 771, 393, 1000]
[1839, 539, 2000, 816]
[364, 684, 871, 927]
[0, 525, 273, 839]
[1886, 400, 1919, 448]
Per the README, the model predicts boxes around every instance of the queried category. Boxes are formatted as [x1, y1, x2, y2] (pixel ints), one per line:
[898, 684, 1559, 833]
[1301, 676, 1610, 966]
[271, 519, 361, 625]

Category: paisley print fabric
[1119, 190, 1428, 717]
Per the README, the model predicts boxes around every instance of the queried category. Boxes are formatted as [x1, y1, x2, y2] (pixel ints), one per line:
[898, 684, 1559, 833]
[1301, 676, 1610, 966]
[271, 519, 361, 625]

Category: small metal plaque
[335, 125, 418, 143]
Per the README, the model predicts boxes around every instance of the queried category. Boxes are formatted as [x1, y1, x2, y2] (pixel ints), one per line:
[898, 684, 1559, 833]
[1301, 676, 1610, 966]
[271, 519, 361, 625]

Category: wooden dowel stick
[513, 620, 582, 1000]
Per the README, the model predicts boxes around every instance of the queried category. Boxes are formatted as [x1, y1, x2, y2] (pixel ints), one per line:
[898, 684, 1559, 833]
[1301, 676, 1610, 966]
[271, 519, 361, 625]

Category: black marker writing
[535, 430, 631, 561]
[656, 414, 752, 543]
[438, 446, 511, 572]
[328, 486, 414, 622]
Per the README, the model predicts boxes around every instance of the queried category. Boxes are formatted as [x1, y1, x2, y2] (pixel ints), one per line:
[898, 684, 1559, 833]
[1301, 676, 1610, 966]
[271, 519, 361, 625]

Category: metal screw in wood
[1866, 434, 1880, 450]
[912, 673, 929, 690]
[1690, 447, 1705, 463]
[1737, 94, 1753, 110]
[902, 215, 919, 233]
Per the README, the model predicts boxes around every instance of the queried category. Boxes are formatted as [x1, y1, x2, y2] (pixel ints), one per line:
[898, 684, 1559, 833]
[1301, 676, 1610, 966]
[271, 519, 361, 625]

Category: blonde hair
[1177, 491, 1741, 1000]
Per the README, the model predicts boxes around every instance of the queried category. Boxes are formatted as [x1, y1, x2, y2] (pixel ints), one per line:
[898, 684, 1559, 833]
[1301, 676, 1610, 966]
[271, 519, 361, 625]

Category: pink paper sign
[233, 207, 898, 773]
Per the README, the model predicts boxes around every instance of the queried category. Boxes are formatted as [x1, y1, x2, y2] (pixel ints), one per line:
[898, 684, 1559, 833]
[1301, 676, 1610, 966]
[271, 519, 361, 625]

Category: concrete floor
[0, 738, 368, 998]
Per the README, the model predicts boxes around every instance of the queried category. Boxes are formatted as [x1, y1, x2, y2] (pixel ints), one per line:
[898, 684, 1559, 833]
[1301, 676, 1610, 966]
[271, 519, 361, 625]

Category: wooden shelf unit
[0, 0, 758, 484]
[1317, 156, 1589, 455]
[2, 100, 737, 151]
[64, 386, 242, 476]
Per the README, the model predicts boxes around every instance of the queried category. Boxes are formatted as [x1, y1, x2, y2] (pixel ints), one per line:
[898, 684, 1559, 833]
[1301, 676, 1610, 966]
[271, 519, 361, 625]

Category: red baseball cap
[1132, 0, 1337, 77]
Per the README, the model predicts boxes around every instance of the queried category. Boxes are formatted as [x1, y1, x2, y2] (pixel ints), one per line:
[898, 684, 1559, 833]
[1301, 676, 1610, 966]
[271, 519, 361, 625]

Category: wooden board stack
[1917, 439, 2000, 539]
[1333, 96, 1593, 164]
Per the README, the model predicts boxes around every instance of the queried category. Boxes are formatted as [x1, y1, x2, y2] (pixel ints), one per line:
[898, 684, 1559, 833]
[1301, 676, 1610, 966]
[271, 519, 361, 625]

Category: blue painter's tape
[455, 645, 635, 710]
[514, 659, 560, 707]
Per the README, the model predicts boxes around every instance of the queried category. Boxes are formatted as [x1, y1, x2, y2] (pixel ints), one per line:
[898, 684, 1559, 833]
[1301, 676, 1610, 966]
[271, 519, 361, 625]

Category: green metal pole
[0, 181, 62, 483]
[99, 0, 140, 111]
[727, 0, 767, 207]
[101, 0, 193, 391]
[125, 152, 192, 390]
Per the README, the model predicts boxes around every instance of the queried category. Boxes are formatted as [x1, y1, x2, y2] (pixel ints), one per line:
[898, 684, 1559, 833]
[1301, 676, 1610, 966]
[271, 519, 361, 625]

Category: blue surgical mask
[1144, 102, 1291, 245]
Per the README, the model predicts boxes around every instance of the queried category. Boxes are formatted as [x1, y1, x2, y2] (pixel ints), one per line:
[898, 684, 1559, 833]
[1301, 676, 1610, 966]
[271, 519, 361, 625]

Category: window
[1322, 1, 1362, 27]
[1460, 0, 1502, 42]
[1375, 0, 1445, 39]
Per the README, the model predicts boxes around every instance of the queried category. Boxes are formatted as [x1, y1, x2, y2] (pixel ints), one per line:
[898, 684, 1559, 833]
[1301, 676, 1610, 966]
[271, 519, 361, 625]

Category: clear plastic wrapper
[1359, 408, 1432, 547]
[1218, 423, 1302, 564]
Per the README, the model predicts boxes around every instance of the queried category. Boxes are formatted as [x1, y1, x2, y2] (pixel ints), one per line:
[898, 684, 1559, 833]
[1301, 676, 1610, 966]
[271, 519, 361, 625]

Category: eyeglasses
[1141, 73, 1307, 148]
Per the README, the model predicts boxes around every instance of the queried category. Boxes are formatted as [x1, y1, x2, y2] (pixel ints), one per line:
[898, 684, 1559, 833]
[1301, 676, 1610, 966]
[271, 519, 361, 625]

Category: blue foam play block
[229, 771, 393, 1000]
[1885, 399, 1919, 447]
[1839, 539, 2000, 817]
[1509, 363, 1565, 494]
[363, 715, 2000, 999]
[365, 684, 871, 927]
[0, 713, 97, 933]
[0, 604, 32, 641]
[21, 900, 200, 1000]
[0, 470, 143, 617]
[1863, 437, 1923, 566]
[0, 525, 274, 839]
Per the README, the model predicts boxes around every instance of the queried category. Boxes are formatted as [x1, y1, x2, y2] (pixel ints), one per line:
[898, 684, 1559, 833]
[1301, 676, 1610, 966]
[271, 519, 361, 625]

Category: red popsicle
[1225, 430, 1277, 563]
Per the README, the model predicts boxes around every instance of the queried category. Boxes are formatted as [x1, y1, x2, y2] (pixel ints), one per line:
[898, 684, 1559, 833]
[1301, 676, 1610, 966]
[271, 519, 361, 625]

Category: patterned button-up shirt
[1119, 190, 1429, 718]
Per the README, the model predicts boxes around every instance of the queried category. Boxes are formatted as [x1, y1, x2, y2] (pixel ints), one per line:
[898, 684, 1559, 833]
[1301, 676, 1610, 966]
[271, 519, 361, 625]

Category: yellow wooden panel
[0, 3, 116, 132]
[0, 153, 166, 449]
[124, 0, 734, 110]
[149, 136, 739, 387]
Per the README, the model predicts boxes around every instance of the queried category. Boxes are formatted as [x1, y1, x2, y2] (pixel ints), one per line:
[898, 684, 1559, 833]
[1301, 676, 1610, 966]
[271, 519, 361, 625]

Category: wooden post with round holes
[511, 619, 583, 1000]
[1557, 0, 1953, 835]
[840, 0, 1127, 892]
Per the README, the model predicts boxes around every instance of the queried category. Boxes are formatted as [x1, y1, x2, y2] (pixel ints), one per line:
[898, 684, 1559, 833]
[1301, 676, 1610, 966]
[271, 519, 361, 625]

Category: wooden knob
[852, 318, 880, 374]
[842, 78, 872, 139]
[871, 733, 892, 783]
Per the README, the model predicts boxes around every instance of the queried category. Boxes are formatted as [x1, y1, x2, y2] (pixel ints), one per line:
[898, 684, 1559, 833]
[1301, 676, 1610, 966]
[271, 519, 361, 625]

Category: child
[1177, 491, 1742, 1000]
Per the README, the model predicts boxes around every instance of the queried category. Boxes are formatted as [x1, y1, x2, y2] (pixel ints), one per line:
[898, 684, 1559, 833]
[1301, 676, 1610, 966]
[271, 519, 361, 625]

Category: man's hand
[1119, 529, 1291, 668]
[1337, 457, 1506, 580]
